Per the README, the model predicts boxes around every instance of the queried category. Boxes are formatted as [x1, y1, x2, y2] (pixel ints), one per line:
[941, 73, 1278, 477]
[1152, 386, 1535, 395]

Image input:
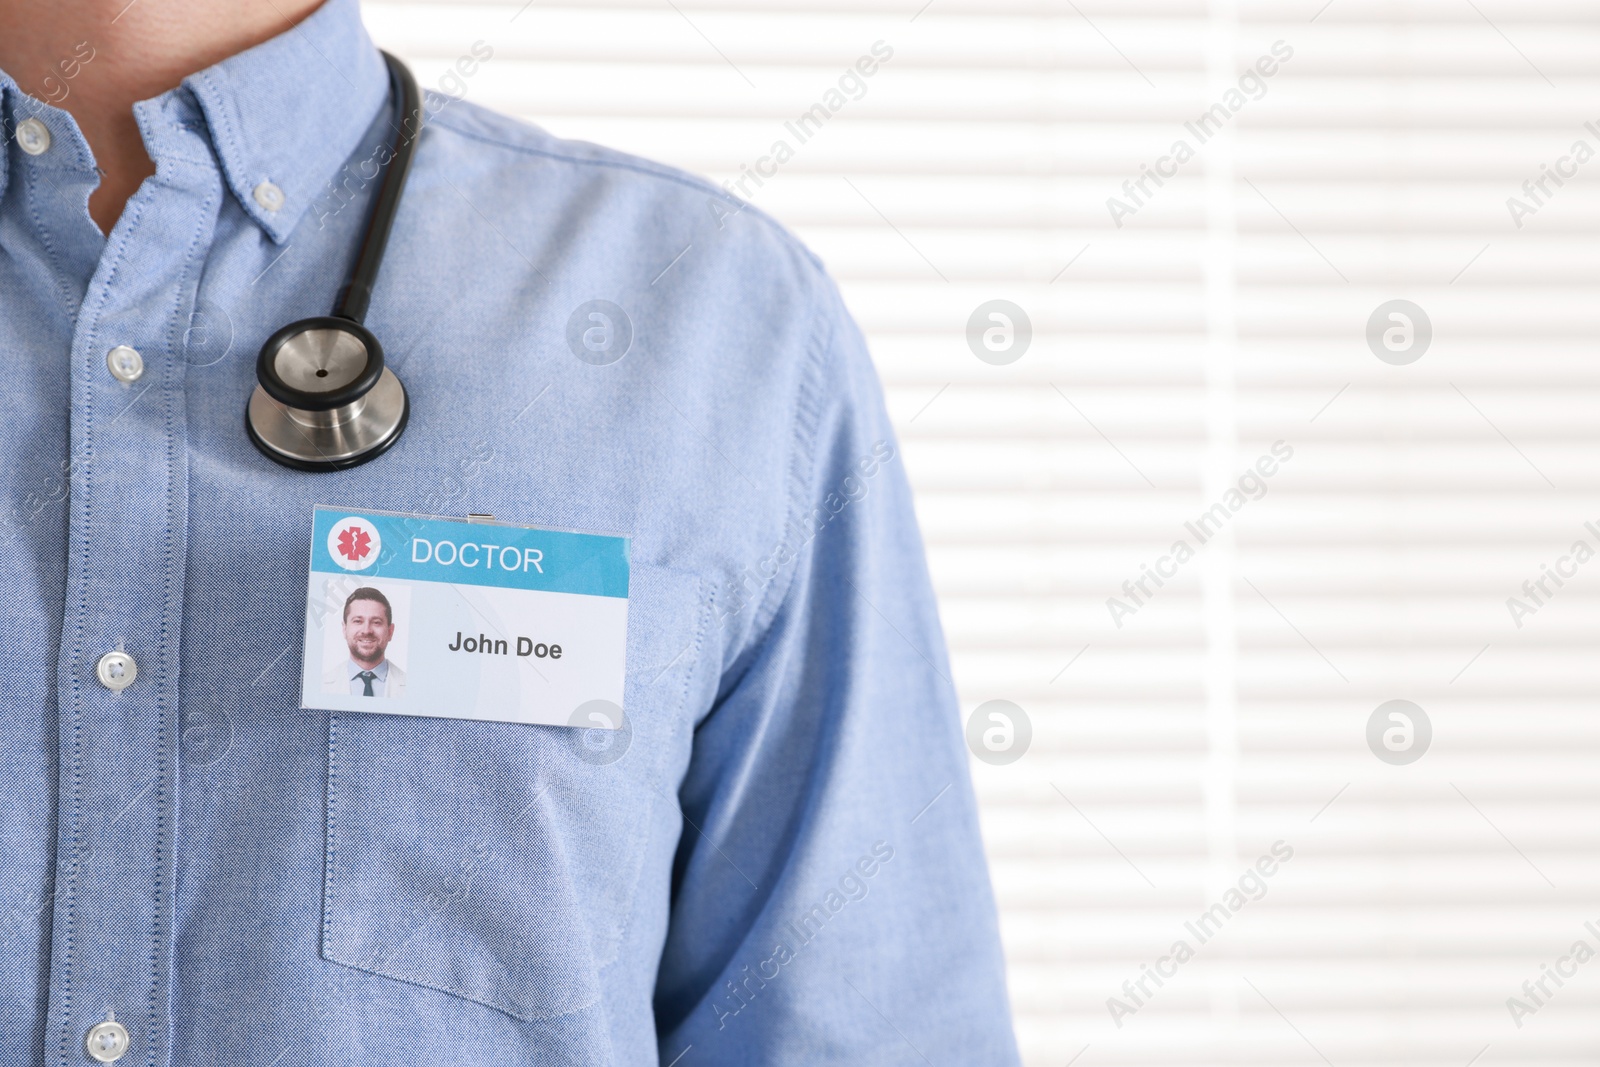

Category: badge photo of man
[321, 586, 407, 697]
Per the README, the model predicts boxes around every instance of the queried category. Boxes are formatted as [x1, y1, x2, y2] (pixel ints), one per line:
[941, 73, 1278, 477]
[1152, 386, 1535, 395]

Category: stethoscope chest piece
[246, 316, 409, 471]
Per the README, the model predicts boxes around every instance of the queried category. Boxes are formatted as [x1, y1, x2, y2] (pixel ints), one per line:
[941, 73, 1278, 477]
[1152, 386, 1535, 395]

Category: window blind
[367, 1, 1600, 1061]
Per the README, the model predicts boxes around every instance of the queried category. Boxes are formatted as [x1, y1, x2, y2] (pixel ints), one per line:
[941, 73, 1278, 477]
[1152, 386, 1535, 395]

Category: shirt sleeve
[651, 268, 1021, 1065]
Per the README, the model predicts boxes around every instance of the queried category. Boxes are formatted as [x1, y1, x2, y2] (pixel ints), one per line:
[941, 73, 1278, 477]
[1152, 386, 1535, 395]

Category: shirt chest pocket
[319, 562, 710, 1022]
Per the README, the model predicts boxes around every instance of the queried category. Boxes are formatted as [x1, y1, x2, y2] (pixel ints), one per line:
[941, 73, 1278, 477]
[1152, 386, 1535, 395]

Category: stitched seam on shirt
[0, 90, 10, 204]
[750, 272, 836, 642]
[143, 174, 216, 1067]
[423, 113, 823, 270]
[322, 712, 341, 962]
[17, 161, 106, 176]
[605, 573, 719, 979]
[21, 161, 82, 328]
[144, 346, 173, 1067]
[188, 72, 242, 193]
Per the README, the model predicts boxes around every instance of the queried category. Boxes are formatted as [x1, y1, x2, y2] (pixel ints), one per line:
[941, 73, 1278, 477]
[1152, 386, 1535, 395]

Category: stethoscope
[245, 51, 419, 472]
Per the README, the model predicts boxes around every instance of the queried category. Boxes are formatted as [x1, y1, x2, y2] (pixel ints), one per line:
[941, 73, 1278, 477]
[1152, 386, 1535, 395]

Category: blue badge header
[310, 507, 629, 598]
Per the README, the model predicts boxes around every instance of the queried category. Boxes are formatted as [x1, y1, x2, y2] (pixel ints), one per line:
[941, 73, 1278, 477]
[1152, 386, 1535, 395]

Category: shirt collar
[349, 659, 389, 681]
[0, 0, 389, 244]
[183, 0, 390, 244]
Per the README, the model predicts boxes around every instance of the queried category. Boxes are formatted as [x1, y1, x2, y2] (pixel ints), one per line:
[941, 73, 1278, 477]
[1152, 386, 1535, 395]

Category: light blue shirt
[0, 1, 1018, 1063]
[346, 658, 388, 697]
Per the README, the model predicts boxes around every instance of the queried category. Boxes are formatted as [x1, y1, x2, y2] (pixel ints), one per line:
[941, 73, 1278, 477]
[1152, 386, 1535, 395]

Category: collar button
[253, 181, 285, 211]
[16, 117, 51, 156]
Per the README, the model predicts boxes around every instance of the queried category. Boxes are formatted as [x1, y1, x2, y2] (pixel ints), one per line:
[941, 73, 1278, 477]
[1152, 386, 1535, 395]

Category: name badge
[299, 507, 628, 729]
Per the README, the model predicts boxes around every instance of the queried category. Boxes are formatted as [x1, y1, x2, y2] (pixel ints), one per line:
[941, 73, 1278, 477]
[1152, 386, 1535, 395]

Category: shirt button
[106, 345, 144, 383]
[253, 181, 285, 211]
[85, 1015, 130, 1063]
[16, 117, 51, 155]
[96, 650, 137, 692]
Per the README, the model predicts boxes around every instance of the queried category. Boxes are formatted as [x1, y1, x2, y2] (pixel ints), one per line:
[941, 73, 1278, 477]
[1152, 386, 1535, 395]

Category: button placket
[42, 95, 220, 1067]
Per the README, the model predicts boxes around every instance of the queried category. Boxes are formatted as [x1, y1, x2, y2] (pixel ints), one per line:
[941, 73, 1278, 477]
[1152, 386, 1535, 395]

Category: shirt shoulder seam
[745, 274, 838, 640]
[421, 107, 819, 265]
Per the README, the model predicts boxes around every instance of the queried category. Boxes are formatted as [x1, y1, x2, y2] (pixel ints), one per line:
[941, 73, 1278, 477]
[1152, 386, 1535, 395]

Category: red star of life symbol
[337, 526, 372, 562]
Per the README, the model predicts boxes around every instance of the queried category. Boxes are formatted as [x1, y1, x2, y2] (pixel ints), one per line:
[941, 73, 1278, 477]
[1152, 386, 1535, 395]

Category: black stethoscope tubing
[337, 50, 421, 326]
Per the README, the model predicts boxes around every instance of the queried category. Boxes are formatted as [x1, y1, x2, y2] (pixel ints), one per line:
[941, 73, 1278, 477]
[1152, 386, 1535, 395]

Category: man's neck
[351, 655, 384, 672]
[0, 0, 325, 234]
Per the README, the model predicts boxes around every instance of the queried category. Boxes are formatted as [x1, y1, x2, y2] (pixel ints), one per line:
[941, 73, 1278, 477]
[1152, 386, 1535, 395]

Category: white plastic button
[253, 181, 284, 211]
[96, 650, 137, 692]
[16, 117, 51, 156]
[85, 1014, 129, 1063]
[107, 345, 144, 383]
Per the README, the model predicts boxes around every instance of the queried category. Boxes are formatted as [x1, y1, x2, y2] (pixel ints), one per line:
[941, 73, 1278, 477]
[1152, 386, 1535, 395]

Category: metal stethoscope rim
[245, 50, 421, 473]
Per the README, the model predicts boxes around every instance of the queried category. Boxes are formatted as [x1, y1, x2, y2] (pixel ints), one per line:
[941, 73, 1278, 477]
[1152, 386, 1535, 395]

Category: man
[0, 1, 1019, 1065]
[322, 586, 406, 697]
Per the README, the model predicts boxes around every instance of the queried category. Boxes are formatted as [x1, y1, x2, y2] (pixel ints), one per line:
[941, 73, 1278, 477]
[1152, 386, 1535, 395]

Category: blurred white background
[371, 1, 1600, 1063]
